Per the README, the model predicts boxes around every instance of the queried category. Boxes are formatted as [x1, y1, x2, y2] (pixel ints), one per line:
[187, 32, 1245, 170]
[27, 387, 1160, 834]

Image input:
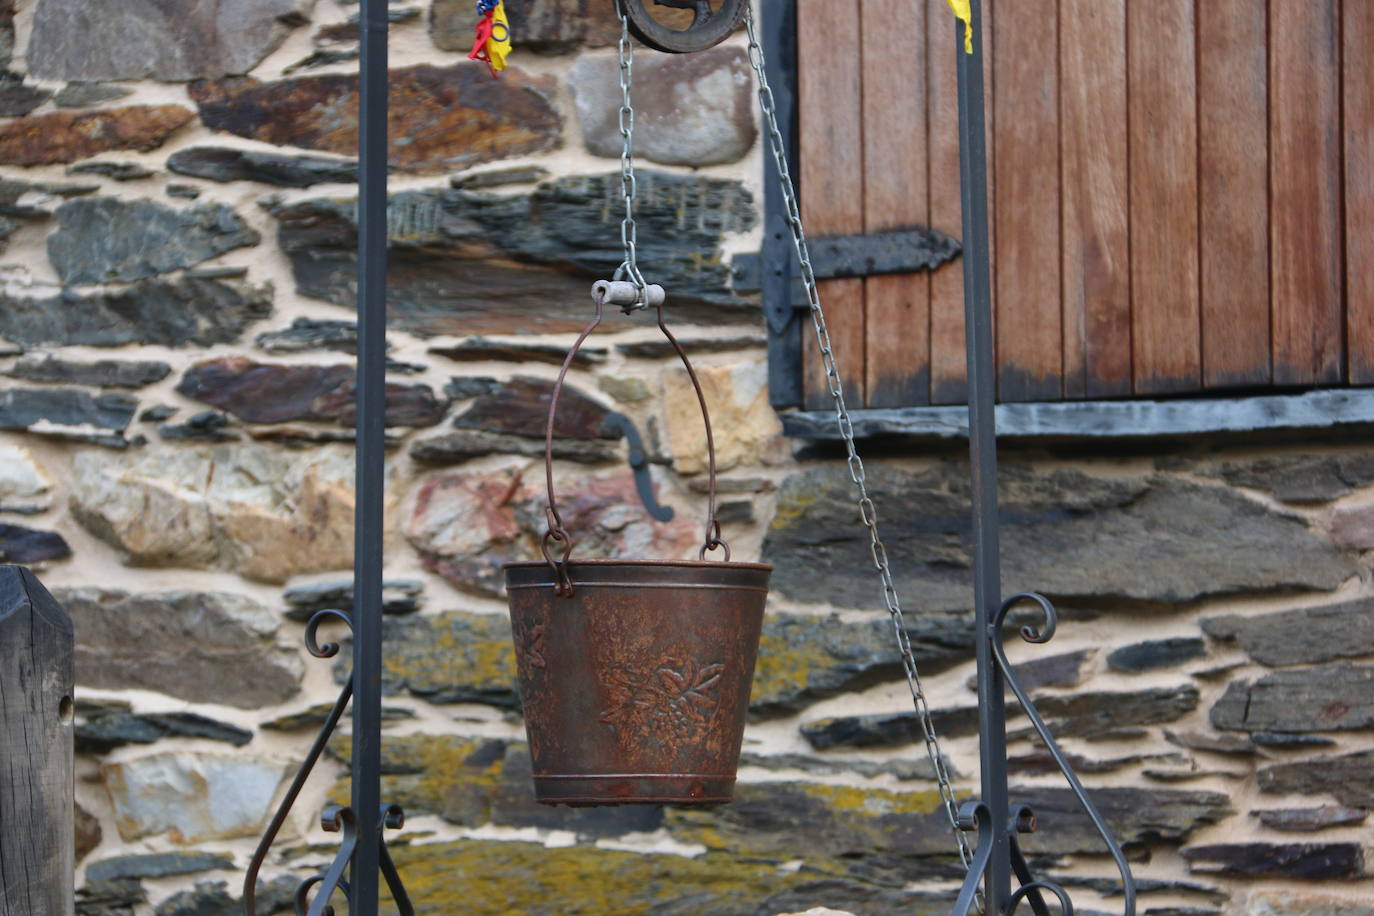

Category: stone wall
[0, 2, 1371, 914]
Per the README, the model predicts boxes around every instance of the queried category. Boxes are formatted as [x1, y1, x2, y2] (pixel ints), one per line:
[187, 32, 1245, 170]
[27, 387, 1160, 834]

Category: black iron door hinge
[741, 224, 961, 408]
[734, 225, 961, 302]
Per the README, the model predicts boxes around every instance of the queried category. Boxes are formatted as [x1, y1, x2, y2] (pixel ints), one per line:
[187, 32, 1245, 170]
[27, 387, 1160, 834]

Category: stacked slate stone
[0, 2, 1371, 915]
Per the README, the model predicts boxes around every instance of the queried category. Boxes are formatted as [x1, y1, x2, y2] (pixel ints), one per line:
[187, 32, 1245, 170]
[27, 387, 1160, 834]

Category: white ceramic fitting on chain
[593, 280, 666, 311]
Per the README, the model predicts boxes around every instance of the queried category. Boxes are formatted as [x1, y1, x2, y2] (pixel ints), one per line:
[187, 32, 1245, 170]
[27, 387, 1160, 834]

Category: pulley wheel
[619, 0, 747, 54]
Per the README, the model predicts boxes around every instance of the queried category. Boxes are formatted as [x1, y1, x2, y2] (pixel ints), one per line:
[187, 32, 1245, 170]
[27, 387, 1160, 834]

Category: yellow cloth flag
[486, 1, 512, 73]
[946, 0, 974, 54]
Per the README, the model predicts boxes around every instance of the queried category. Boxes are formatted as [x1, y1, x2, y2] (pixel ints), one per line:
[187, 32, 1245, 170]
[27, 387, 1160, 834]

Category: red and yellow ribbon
[470, 1, 512, 76]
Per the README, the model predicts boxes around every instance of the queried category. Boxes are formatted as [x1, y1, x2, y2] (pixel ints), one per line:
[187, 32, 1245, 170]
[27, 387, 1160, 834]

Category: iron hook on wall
[603, 411, 676, 523]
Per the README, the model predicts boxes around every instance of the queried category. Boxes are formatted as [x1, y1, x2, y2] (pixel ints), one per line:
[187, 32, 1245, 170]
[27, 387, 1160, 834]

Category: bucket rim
[503, 558, 773, 573]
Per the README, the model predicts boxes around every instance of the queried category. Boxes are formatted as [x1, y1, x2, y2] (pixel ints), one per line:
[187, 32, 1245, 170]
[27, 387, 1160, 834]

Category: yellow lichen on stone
[798, 781, 943, 817]
[766, 480, 822, 529]
[375, 610, 520, 705]
[750, 630, 831, 706]
[665, 779, 949, 870]
[383, 838, 815, 916]
[329, 733, 510, 824]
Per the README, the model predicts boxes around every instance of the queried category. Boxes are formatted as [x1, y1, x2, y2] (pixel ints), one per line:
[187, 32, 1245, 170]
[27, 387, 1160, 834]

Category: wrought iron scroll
[242, 612, 414, 916]
[295, 804, 413, 916]
[244, 611, 352, 915]
[995, 595, 1135, 915]
[948, 594, 1138, 916]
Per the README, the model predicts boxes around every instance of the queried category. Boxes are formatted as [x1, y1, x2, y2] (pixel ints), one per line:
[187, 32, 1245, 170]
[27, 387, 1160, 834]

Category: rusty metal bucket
[504, 281, 771, 806]
[505, 559, 769, 805]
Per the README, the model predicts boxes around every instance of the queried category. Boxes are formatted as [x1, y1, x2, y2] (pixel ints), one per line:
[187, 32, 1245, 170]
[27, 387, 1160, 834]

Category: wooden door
[789, 0, 1368, 407]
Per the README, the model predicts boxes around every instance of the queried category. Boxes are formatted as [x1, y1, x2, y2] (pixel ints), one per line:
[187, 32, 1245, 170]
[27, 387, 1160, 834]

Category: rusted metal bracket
[604, 411, 674, 522]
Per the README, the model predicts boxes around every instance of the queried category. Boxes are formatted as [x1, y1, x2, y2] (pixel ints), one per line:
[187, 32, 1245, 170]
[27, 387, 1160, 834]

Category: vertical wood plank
[1198, 0, 1270, 389]
[862, 0, 930, 407]
[928, 0, 993, 405]
[1060, 0, 1130, 398]
[1128, 0, 1201, 394]
[799, 0, 867, 409]
[993, 0, 1060, 401]
[1270, 0, 1343, 386]
[1345, 0, 1374, 383]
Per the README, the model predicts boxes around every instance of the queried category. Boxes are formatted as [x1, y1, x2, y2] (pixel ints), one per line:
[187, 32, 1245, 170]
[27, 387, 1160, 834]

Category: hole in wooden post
[58, 695, 73, 724]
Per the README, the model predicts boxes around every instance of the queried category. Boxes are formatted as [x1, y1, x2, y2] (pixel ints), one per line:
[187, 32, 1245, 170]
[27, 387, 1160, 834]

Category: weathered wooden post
[0, 565, 75, 916]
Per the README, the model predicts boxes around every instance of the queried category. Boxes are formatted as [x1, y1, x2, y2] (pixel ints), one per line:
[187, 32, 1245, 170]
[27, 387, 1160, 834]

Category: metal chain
[614, 1, 647, 296]
[742, 7, 981, 899]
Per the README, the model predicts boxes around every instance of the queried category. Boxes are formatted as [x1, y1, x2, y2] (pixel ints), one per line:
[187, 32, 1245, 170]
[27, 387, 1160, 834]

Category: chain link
[614, 2, 647, 296]
[742, 7, 980, 903]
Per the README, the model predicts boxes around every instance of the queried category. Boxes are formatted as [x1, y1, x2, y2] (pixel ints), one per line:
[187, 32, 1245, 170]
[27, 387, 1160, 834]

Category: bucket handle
[542, 282, 729, 596]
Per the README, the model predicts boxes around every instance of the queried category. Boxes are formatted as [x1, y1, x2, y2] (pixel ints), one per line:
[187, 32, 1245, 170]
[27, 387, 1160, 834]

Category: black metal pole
[954, 3, 1009, 912]
[352, 0, 388, 911]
